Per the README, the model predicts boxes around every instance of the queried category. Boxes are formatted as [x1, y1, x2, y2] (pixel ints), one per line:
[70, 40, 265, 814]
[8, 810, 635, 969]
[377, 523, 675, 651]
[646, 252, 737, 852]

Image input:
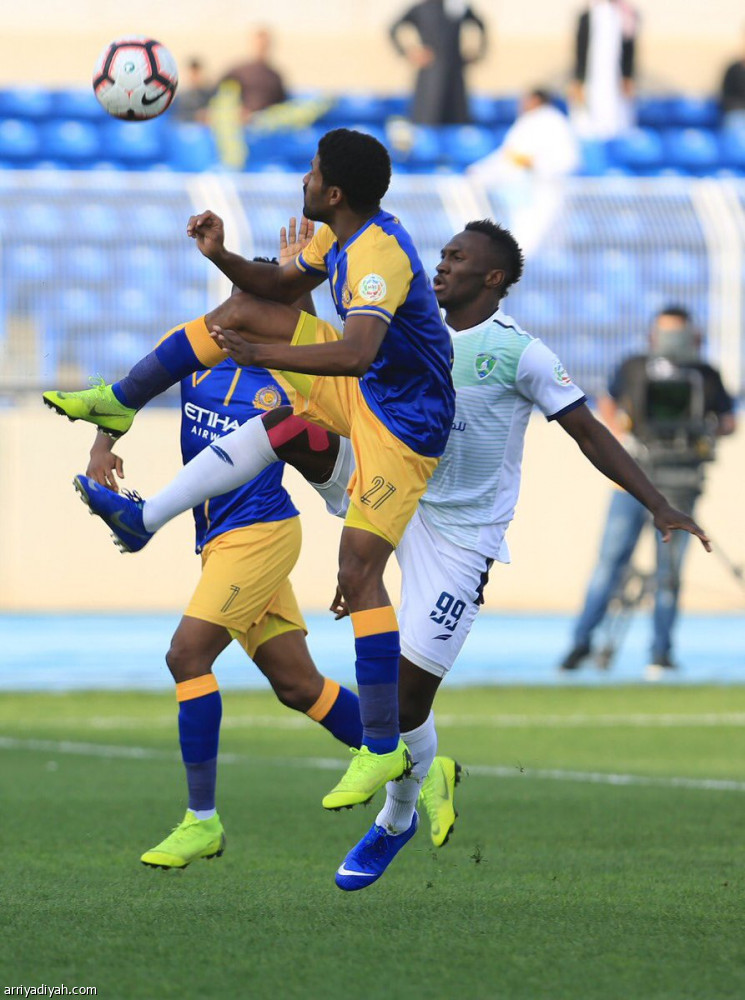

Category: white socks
[143, 416, 278, 532]
[376, 710, 438, 835]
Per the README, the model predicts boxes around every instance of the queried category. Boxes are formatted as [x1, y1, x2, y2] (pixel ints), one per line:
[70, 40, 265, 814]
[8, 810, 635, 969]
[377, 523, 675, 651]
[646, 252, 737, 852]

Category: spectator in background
[220, 28, 287, 123]
[468, 89, 579, 253]
[390, 0, 487, 125]
[172, 58, 213, 123]
[559, 306, 735, 680]
[570, 0, 639, 140]
[720, 32, 745, 129]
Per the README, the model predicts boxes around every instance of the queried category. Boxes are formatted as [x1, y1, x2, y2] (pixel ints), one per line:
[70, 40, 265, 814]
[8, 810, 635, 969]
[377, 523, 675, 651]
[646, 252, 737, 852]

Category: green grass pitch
[2, 685, 744, 1000]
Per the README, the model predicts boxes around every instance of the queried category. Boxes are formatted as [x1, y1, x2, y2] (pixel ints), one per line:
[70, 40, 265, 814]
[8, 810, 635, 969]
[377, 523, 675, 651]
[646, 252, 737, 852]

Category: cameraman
[560, 306, 736, 679]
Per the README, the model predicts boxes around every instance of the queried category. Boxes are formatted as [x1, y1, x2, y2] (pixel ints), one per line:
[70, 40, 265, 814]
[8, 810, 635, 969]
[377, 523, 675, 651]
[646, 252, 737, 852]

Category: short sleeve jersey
[419, 309, 586, 559]
[295, 210, 455, 457]
[180, 360, 298, 552]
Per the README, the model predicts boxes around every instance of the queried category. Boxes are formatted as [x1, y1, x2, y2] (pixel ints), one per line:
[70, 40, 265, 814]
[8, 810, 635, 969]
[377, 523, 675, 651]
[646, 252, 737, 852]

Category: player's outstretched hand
[279, 216, 315, 265]
[330, 586, 350, 620]
[86, 432, 124, 492]
[210, 325, 258, 367]
[186, 210, 225, 259]
[653, 503, 711, 551]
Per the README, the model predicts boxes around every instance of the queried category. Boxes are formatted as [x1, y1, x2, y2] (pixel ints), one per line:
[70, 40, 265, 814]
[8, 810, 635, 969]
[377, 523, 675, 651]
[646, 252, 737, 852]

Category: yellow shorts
[277, 312, 439, 548]
[185, 518, 307, 660]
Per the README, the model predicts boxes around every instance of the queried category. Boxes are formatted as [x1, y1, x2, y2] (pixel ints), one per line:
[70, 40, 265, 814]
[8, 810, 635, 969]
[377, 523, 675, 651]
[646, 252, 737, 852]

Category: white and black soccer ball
[93, 37, 178, 120]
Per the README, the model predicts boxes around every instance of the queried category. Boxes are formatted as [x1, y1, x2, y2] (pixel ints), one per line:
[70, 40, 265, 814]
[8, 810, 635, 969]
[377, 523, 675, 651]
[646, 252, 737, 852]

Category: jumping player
[57, 221, 709, 889]
[44, 128, 456, 813]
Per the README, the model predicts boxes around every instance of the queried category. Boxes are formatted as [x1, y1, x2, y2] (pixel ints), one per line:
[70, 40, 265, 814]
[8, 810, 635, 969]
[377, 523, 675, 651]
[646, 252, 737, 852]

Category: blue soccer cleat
[335, 811, 419, 892]
[73, 474, 153, 553]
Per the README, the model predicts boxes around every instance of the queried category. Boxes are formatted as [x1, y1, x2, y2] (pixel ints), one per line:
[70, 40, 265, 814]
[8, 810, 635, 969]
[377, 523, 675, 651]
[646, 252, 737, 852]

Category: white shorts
[396, 508, 493, 678]
[311, 438, 492, 677]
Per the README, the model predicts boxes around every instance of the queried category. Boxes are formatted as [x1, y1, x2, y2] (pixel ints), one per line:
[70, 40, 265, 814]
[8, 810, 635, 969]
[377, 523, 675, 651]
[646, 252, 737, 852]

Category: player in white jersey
[72, 220, 710, 890]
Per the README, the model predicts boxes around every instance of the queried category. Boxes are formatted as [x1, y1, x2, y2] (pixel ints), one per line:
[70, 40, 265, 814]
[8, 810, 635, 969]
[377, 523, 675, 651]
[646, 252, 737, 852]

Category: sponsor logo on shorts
[253, 386, 283, 411]
[553, 360, 574, 386]
[358, 273, 387, 304]
[475, 353, 498, 380]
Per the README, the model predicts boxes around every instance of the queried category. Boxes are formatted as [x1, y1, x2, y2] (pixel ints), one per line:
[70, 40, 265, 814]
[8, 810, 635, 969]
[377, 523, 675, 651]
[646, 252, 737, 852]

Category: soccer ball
[93, 37, 178, 121]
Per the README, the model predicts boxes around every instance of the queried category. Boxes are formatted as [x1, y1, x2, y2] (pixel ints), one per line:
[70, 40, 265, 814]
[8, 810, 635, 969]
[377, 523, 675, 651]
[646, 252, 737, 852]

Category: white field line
[32, 712, 745, 732]
[2, 736, 744, 794]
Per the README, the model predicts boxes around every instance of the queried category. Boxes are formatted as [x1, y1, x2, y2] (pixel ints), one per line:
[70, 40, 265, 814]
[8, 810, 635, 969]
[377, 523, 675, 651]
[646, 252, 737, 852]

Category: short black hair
[317, 128, 391, 212]
[527, 87, 552, 105]
[656, 304, 692, 323]
[464, 219, 525, 296]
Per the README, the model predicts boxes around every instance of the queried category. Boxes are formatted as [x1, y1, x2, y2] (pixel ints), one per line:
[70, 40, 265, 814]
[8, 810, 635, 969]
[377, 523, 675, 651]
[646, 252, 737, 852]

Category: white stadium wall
[0, 0, 744, 94]
[1, 404, 742, 613]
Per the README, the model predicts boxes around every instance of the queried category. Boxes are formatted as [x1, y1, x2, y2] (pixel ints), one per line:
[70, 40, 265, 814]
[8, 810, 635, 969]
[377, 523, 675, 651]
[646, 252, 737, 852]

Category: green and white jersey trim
[419, 308, 586, 559]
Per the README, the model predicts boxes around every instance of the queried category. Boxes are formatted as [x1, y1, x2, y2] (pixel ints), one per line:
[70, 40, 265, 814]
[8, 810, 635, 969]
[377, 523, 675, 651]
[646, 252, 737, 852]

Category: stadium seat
[470, 95, 501, 125]
[0, 118, 41, 162]
[39, 120, 101, 165]
[65, 244, 111, 285]
[73, 202, 121, 240]
[52, 89, 107, 122]
[663, 128, 720, 173]
[0, 87, 53, 120]
[100, 119, 166, 166]
[510, 289, 559, 327]
[491, 97, 520, 124]
[607, 128, 664, 172]
[670, 96, 720, 130]
[656, 249, 701, 285]
[399, 125, 440, 168]
[718, 128, 745, 169]
[168, 123, 219, 172]
[13, 200, 65, 238]
[321, 94, 389, 125]
[636, 96, 673, 129]
[438, 125, 502, 167]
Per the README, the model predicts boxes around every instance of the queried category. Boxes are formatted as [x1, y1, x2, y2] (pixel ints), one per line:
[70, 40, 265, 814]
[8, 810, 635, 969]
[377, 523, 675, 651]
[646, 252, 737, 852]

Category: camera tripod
[591, 533, 745, 671]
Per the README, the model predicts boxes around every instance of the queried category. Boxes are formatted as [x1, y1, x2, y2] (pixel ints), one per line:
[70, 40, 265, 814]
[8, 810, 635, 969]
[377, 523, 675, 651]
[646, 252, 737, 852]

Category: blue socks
[176, 674, 222, 813]
[350, 607, 401, 754]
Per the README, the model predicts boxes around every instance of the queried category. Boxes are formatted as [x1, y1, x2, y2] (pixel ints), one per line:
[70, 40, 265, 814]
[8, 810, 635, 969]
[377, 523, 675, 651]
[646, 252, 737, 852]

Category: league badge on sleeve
[359, 273, 387, 303]
[553, 360, 574, 386]
[475, 353, 498, 380]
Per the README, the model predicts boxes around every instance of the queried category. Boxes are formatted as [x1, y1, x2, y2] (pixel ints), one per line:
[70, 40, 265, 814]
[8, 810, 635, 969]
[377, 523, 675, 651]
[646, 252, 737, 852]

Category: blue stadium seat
[52, 89, 107, 122]
[607, 128, 664, 171]
[595, 249, 638, 291]
[99, 119, 166, 165]
[74, 202, 121, 240]
[120, 244, 169, 294]
[656, 249, 700, 285]
[65, 244, 111, 285]
[6, 243, 56, 284]
[0, 88, 53, 120]
[636, 96, 673, 129]
[321, 95, 389, 125]
[401, 125, 440, 168]
[718, 128, 745, 169]
[491, 97, 520, 124]
[39, 120, 101, 165]
[0, 118, 41, 162]
[470, 95, 501, 125]
[109, 285, 162, 324]
[663, 128, 720, 173]
[511, 290, 559, 327]
[577, 140, 609, 176]
[438, 125, 502, 167]
[14, 200, 64, 238]
[168, 123, 218, 172]
[669, 96, 720, 130]
[380, 95, 409, 119]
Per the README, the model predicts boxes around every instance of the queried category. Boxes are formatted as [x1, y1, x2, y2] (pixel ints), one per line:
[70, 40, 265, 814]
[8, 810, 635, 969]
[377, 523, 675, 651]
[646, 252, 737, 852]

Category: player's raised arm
[187, 210, 324, 303]
[211, 312, 388, 377]
[557, 403, 712, 550]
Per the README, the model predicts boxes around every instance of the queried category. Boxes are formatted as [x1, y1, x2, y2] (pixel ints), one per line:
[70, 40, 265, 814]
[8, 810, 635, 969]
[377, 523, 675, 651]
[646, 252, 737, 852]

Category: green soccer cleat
[140, 810, 226, 870]
[419, 756, 462, 847]
[43, 376, 136, 439]
[322, 740, 412, 811]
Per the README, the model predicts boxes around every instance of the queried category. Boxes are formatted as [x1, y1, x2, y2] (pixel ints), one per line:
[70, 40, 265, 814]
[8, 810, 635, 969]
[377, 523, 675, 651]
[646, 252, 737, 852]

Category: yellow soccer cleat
[322, 741, 412, 811]
[419, 756, 462, 847]
[140, 810, 226, 870]
[43, 376, 136, 438]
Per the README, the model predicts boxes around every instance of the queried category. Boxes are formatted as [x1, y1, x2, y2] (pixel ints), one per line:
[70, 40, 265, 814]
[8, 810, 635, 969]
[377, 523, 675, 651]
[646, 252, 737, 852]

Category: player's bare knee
[206, 292, 259, 333]
[165, 640, 214, 683]
[269, 675, 319, 713]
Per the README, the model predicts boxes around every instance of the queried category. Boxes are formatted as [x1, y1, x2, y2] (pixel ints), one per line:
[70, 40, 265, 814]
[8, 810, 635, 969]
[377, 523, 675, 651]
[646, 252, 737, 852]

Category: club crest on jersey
[253, 386, 283, 410]
[475, 353, 498, 380]
[553, 360, 573, 387]
[359, 273, 387, 303]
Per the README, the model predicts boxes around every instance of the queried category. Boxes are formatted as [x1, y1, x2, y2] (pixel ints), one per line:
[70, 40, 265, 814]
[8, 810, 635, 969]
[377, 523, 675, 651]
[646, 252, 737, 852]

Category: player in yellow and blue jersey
[45, 129, 456, 817]
[78, 353, 365, 869]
